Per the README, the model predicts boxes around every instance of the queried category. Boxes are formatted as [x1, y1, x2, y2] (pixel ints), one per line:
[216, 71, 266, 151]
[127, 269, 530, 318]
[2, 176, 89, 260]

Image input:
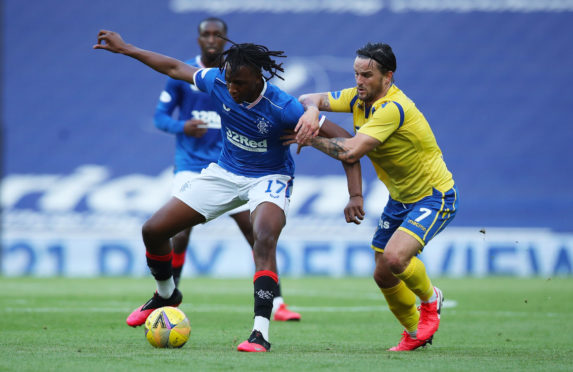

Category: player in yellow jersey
[291, 42, 459, 351]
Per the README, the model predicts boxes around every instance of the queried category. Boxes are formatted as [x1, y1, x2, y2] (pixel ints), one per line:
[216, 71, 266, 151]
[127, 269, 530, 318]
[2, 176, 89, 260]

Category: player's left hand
[344, 195, 365, 225]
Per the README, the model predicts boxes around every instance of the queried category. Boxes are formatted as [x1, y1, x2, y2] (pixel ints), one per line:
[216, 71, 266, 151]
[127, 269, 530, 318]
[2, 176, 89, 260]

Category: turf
[1, 277, 572, 371]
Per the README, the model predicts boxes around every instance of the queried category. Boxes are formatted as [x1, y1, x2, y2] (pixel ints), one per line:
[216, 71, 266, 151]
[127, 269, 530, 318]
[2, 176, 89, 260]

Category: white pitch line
[3, 307, 126, 313]
[3, 301, 565, 317]
[2, 300, 459, 314]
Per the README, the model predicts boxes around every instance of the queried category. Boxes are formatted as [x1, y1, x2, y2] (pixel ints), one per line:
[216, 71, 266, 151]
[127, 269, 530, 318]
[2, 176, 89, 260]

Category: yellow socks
[394, 256, 434, 302]
[380, 281, 419, 333]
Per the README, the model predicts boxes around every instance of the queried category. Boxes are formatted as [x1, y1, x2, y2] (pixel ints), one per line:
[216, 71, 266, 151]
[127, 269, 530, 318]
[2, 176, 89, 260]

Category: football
[144, 307, 191, 348]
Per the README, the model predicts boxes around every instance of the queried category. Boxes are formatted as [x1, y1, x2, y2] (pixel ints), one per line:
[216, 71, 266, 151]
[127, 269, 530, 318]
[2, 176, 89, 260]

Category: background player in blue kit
[154, 17, 300, 321]
[94, 30, 364, 352]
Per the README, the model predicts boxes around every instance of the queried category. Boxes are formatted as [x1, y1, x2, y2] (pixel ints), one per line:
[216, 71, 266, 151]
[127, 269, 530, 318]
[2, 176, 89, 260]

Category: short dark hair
[198, 17, 228, 35]
[219, 38, 286, 81]
[356, 42, 396, 74]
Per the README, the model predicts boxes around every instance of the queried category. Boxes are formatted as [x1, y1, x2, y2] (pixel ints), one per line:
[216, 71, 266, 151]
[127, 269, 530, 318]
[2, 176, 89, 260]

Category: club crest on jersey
[256, 117, 270, 135]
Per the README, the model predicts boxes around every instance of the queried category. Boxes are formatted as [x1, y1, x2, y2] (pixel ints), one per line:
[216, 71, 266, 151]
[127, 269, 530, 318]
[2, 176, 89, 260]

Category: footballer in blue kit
[193, 67, 302, 177]
[154, 18, 301, 321]
[95, 29, 364, 352]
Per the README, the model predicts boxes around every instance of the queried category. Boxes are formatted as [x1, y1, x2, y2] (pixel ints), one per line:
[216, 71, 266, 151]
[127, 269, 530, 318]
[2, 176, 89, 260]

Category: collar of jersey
[371, 84, 398, 107]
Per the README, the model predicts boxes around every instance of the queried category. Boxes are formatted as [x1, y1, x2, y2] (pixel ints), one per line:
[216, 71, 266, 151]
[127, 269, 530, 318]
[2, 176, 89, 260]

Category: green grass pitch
[1, 277, 572, 371]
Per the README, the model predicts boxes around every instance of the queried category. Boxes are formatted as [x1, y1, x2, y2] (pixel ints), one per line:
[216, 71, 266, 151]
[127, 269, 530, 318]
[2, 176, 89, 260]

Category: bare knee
[383, 251, 405, 274]
[253, 230, 277, 256]
[251, 230, 280, 272]
[373, 252, 400, 288]
[141, 219, 169, 248]
[250, 203, 285, 271]
[383, 230, 422, 274]
[373, 268, 385, 288]
[374, 263, 400, 288]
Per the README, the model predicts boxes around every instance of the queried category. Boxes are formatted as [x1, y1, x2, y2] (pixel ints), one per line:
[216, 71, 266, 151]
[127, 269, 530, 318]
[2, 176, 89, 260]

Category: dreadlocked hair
[218, 36, 286, 81]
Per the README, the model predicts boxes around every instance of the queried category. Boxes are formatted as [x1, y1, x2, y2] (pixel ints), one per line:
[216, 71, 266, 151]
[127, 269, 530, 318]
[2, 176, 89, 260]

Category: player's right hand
[93, 30, 128, 53]
[183, 119, 208, 138]
[344, 195, 365, 225]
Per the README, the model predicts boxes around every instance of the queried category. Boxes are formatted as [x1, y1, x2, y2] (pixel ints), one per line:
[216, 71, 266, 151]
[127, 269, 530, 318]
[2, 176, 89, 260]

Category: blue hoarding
[3, 0, 573, 276]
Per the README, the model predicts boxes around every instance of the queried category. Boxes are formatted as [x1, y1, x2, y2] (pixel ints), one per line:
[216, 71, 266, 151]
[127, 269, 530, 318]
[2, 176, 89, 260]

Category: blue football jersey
[193, 68, 304, 177]
[154, 56, 223, 173]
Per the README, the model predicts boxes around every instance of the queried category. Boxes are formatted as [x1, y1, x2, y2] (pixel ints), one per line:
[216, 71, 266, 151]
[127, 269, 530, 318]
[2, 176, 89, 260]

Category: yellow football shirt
[328, 85, 454, 203]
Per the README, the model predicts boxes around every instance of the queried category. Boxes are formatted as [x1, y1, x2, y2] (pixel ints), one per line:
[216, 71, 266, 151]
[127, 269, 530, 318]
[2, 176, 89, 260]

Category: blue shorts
[371, 186, 459, 252]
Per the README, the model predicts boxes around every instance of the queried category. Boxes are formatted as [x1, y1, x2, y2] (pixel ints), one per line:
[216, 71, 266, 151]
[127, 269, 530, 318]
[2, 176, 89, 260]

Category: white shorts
[173, 163, 293, 222]
[172, 169, 250, 218]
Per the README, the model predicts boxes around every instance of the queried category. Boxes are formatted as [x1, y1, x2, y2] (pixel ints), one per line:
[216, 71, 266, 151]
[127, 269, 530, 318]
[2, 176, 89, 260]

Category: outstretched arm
[93, 30, 198, 84]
